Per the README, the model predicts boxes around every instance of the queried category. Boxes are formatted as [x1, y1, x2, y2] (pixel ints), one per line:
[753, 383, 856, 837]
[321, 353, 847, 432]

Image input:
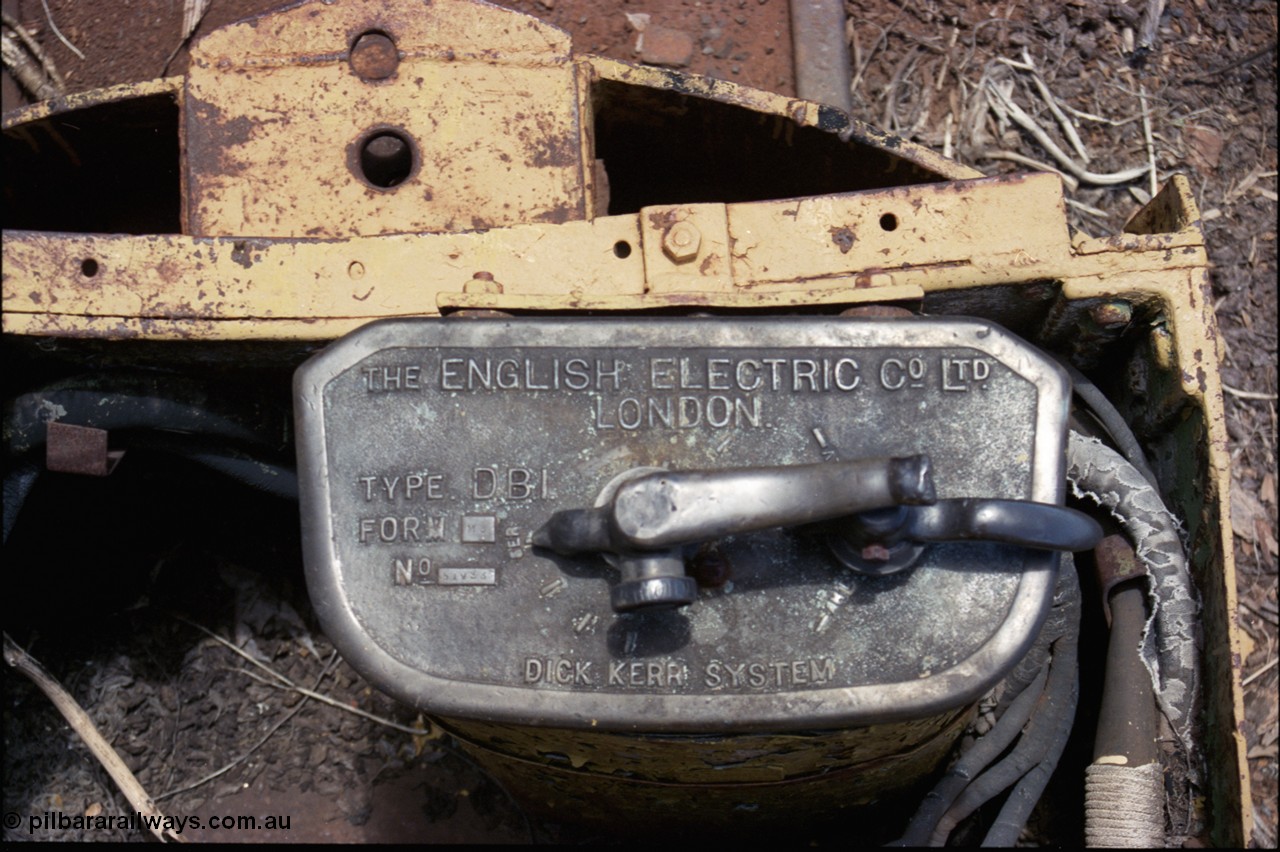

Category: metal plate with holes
[295, 317, 1069, 731]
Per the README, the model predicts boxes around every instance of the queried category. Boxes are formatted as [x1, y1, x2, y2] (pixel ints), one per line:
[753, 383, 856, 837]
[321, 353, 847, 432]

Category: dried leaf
[1231, 480, 1269, 544]
[1183, 125, 1225, 172]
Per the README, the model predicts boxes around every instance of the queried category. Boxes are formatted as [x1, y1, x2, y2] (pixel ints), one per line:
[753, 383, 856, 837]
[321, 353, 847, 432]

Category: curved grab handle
[829, 499, 1103, 575]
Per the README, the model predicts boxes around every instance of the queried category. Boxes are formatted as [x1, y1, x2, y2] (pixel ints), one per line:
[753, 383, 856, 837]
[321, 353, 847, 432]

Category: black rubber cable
[895, 664, 1050, 846]
[896, 555, 1082, 846]
[929, 557, 1082, 845]
[1056, 359, 1160, 489]
[2, 460, 41, 544]
[4, 374, 290, 456]
[981, 565, 1082, 846]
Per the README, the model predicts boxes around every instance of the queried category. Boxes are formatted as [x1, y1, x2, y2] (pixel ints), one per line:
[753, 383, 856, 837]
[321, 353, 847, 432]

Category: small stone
[639, 25, 695, 68]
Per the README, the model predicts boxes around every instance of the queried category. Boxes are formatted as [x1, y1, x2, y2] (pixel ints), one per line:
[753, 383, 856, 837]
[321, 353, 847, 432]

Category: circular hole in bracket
[879, 213, 899, 232]
[612, 241, 632, 259]
[80, 258, 99, 277]
[354, 129, 417, 189]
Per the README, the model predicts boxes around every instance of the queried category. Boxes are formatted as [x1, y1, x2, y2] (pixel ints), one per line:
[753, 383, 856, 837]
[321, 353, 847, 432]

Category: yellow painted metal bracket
[2, 174, 1207, 338]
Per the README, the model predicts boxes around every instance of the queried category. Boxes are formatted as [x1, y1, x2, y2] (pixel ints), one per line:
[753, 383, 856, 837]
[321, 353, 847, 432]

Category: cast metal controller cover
[295, 317, 1070, 731]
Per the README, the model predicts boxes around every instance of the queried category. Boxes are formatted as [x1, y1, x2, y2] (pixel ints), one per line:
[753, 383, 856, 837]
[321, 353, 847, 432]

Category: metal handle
[534, 456, 936, 612]
[828, 499, 1104, 575]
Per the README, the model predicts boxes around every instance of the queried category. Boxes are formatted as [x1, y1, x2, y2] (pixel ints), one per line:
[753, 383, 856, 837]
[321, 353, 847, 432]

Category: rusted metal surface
[790, 0, 854, 112]
[444, 706, 973, 830]
[0, 77, 181, 131]
[45, 422, 121, 477]
[16, 173, 1217, 338]
[182, 0, 586, 237]
[1094, 532, 1150, 624]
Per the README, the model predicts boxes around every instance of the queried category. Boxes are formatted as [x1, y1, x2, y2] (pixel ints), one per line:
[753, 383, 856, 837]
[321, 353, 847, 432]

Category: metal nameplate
[296, 317, 1068, 730]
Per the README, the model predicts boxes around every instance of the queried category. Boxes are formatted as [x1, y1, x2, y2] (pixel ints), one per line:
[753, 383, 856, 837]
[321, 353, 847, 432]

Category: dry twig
[985, 78, 1151, 185]
[997, 51, 1091, 164]
[1, 11, 64, 100]
[4, 633, 185, 843]
[881, 47, 921, 133]
[979, 148, 1080, 192]
[1223, 384, 1279, 402]
[155, 651, 340, 802]
[174, 612, 429, 737]
[39, 0, 82, 59]
[1139, 83, 1159, 199]
[1242, 656, 1278, 688]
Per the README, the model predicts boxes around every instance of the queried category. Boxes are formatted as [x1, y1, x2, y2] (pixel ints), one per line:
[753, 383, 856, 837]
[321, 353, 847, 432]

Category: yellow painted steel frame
[0, 0, 1250, 843]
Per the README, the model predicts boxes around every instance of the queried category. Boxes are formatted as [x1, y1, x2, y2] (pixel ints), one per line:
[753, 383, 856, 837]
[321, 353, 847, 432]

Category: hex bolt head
[662, 221, 702, 263]
[350, 32, 399, 81]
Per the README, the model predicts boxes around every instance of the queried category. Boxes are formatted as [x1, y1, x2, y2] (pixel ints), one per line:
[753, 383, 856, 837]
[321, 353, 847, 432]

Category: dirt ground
[2, 0, 1276, 845]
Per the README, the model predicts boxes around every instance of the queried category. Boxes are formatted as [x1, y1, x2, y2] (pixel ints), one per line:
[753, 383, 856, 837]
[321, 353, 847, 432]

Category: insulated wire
[896, 557, 1082, 846]
[928, 557, 1081, 845]
[1057, 359, 1160, 489]
[895, 664, 1049, 846]
[981, 604, 1081, 845]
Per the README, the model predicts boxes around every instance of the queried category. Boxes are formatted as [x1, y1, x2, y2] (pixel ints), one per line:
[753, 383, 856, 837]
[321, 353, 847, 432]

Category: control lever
[534, 456, 936, 612]
[535, 454, 1104, 613]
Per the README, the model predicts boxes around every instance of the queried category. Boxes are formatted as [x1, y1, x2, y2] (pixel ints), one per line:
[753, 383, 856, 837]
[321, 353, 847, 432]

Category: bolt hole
[358, 130, 415, 189]
[879, 213, 898, 232]
[80, 258, 99, 277]
[612, 240, 632, 259]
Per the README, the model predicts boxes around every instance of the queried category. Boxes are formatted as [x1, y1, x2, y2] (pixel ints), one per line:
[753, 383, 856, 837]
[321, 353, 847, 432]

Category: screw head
[662, 221, 702, 263]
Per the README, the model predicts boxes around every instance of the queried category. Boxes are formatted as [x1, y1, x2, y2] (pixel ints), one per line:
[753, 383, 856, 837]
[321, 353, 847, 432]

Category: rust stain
[647, 209, 680, 231]
[829, 226, 855, 255]
[230, 241, 253, 269]
[186, 94, 255, 177]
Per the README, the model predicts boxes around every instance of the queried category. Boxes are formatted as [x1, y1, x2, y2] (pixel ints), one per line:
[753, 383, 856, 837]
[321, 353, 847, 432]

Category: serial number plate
[295, 317, 1067, 729]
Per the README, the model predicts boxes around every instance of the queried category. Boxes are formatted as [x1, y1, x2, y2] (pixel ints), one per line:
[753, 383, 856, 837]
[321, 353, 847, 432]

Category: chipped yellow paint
[0, 77, 182, 130]
[586, 56, 982, 185]
[638, 203, 734, 293]
[184, 0, 585, 237]
[0, 173, 1209, 338]
[2, 214, 644, 331]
